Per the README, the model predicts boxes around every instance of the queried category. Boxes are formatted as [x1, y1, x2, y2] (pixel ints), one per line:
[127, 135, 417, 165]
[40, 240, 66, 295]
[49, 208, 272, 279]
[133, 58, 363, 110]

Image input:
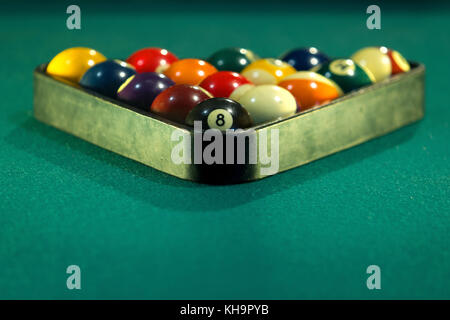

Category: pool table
[0, 0, 449, 299]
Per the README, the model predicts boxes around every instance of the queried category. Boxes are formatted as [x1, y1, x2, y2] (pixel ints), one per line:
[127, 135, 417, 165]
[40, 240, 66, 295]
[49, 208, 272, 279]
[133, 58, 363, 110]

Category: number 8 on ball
[185, 98, 253, 131]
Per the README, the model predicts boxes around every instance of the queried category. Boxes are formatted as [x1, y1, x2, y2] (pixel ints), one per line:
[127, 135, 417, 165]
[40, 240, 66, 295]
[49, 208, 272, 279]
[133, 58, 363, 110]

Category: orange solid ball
[164, 59, 218, 85]
[278, 72, 343, 111]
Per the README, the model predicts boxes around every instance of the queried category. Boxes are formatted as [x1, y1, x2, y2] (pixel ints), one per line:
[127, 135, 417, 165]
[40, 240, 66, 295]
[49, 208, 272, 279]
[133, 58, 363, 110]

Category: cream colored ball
[236, 85, 297, 125]
[229, 84, 255, 101]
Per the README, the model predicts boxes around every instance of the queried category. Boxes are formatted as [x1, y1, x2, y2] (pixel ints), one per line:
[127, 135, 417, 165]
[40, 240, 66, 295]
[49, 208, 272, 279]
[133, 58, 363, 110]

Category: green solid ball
[206, 47, 259, 73]
[313, 58, 375, 93]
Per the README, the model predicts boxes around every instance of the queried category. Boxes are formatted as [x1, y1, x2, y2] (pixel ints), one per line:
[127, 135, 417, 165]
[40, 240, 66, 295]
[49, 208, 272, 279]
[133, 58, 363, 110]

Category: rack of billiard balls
[45, 46, 411, 131]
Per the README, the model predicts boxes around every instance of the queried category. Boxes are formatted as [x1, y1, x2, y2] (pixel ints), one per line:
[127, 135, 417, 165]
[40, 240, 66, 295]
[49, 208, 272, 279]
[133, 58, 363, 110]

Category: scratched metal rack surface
[33, 63, 425, 184]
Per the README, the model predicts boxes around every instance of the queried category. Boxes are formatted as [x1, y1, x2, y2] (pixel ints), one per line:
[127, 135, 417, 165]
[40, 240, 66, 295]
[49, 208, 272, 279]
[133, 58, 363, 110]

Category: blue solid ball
[79, 60, 136, 98]
[280, 47, 330, 71]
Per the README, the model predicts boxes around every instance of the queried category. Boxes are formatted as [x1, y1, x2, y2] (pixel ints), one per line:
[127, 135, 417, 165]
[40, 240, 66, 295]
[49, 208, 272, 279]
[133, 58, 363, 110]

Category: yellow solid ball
[241, 59, 296, 85]
[46, 47, 107, 83]
[236, 85, 297, 124]
[351, 46, 392, 82]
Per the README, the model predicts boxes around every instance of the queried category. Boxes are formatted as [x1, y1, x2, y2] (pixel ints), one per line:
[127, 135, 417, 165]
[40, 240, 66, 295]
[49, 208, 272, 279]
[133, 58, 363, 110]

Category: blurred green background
[0, 0, 449, 299]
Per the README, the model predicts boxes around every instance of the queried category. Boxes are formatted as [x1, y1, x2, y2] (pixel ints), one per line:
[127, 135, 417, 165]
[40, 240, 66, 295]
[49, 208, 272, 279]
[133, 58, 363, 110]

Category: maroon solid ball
[150, 84, 213, 123]
[117, 72, 175, 110]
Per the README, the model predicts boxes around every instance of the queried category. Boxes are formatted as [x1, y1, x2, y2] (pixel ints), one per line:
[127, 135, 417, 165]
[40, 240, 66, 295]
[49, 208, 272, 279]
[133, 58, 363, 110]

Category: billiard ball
[186, 98, 253, 130]
[229, 84, 255, 101]
[206, 47, 259, 72]
[164, 59, 218, 85]
[117, 72, 175, 110]
[278, 71, 343, 111]
[386, 49, 410, 75]
[199, 71, 252, 98]
[313, 58, 375, 93]
[241, 59, 296, 85]
[279, 47, 330, 71]
[234, 85, 297, 124]
[150, 84, 213, 123]
[46, 47, 106, 83]
[79, 60, 136, 98]
[351, 46, 392, 82]
[126, 47, 178, 73]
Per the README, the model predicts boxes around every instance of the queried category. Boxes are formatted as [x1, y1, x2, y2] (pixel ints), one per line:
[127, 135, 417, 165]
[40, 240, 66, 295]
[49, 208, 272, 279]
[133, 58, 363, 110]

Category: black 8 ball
[185, 98, 253, 130]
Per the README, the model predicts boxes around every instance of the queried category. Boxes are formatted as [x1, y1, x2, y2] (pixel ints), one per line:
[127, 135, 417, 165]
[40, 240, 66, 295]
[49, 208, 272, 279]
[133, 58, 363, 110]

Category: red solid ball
[126, 48, 178, 73]
[199, 71, 252, 98]
[150, 84, 213, 123]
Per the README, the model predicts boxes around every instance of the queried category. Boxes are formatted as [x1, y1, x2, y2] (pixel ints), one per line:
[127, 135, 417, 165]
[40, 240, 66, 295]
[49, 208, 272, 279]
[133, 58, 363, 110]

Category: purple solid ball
[117, 72, 175, 110]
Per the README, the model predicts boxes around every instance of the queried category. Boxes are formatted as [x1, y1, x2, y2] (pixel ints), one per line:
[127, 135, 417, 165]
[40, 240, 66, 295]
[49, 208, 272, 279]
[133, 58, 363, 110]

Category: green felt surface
[0, 1, 449, 299]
